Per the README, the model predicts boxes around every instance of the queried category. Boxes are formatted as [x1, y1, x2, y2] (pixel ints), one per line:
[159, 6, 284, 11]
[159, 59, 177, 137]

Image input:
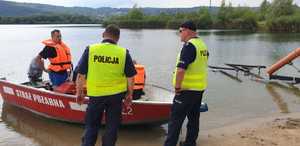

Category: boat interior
[21, 80, 174, 102]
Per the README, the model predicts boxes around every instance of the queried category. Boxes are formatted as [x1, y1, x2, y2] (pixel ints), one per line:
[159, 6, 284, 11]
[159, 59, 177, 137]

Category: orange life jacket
[134, 64, 145, 90]
[42, 39, 72, 72]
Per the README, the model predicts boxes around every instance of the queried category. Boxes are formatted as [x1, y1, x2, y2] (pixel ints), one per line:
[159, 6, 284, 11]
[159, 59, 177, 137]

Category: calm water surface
[0, 24, 300, 146]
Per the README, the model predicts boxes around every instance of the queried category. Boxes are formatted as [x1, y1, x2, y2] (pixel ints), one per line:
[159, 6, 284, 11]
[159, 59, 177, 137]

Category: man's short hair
[51, 29, 60, 36]
[104, 24, 120, 38]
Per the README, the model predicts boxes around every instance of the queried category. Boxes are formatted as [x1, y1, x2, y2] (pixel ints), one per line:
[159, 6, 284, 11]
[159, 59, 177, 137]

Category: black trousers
[82, 92, 125, 146]
[164, 90, 204, 146]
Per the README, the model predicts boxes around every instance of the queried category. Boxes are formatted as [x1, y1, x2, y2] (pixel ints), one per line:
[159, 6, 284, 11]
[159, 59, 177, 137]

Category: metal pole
[209, 0, 212, 13]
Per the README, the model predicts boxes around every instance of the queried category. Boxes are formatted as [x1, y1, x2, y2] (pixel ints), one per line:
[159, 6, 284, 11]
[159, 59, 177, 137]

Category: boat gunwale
[0, 80, 173, 105]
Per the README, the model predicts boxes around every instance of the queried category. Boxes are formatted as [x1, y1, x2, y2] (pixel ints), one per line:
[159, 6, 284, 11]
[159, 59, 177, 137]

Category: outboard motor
[28, 58, 43, 83]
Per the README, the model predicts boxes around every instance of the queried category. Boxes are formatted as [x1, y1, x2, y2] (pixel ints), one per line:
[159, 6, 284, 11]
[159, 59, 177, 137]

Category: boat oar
[289, 62, 300, 73]
[146, 83, 173, 92]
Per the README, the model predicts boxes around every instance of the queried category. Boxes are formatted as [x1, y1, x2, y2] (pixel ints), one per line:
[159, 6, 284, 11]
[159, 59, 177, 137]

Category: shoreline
[199, 112, 300, 146]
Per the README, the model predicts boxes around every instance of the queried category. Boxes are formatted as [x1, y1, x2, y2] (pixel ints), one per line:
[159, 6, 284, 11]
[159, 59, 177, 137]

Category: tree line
[0, 0, 299, 32]
[0, 14, 100, 24]
[103, 0, 300, 32]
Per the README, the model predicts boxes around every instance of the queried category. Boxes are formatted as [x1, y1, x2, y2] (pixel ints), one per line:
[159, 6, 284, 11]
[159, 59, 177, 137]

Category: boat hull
[0, 80, 172, 125]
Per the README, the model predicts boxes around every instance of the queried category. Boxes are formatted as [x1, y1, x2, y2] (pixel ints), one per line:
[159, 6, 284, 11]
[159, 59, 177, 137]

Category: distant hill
[0, 1, 100, 16]
[0, 0, 222, 17]
[0, 1, 46, 16]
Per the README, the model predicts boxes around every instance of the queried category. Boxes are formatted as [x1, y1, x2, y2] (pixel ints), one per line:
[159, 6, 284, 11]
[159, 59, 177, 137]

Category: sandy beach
[199, 113, 300, 146]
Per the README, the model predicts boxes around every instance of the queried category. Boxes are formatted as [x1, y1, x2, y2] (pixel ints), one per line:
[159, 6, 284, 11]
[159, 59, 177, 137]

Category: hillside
[0, 1, 46, 16]
[0, 0, 220, 17]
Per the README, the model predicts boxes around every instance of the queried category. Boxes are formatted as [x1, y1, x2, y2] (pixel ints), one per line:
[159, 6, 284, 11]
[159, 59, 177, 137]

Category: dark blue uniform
[76, 39, 136, 77]
[164, 39, 205, 146]
[76, 39, 136, 146]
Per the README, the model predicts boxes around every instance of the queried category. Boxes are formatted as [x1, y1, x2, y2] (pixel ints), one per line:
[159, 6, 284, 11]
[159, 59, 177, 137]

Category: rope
[289, 62, 300, 73]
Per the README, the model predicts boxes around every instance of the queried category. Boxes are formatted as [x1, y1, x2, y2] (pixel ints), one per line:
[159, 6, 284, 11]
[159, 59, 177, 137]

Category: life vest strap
[134, 83, 145, 86]
[51, 61, 72, 65]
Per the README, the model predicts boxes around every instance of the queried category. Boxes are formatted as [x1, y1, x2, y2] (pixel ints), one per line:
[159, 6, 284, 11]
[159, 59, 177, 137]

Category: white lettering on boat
[122, 106, 133, 115]
[69, 102, 87, 111]
[3, 86, 15, 95]
[2, 86, 138, 117]
[15, 89, 32, 100]
[3, 86, 66, 108]
[32, 94, 65, 108]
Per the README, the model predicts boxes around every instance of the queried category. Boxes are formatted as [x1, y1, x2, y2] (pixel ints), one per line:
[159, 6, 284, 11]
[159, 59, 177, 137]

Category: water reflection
[197, 31, 212, 36]
[268, 82, 300, 97]
[124, 29, 144, 40]
[265, 83, 289, 113]
[1, 103, 167, 146]
[257, 33, 300, 42]
[211, 30, 255, 36]
[1, 103, 84, 146]
[211, 70, 242, 83]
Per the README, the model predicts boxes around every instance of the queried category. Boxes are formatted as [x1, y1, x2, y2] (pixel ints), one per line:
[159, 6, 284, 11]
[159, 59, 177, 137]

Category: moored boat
[0, 79, 173, 125]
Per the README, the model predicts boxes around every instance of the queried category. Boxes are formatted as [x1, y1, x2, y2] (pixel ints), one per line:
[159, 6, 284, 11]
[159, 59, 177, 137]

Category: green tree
[265, 0, 300, 32]
[235, 8, 257, 30]
[269, 0, 294, 18]
[127, 5, 144, 20]
[217, 0, 233, 27]
[259, 0, 271, 20]
[197, 8, 213, 28]
[217, 0, 227, 23]
[174, 12, 186, 19]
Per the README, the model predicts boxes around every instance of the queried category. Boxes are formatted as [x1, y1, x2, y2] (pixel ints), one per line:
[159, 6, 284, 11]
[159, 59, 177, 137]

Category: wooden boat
[0, 79, 173, 125]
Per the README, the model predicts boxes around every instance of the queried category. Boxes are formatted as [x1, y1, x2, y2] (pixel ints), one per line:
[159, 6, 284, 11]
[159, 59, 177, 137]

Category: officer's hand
[44, 68, 49, 73]
[124, 93, 133, 108]
[175, 87, 181, 95]
[76, 91, 85, 105]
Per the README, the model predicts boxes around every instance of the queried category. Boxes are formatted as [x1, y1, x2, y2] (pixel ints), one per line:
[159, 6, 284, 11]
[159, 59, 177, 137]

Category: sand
[199, 113, 300, 146]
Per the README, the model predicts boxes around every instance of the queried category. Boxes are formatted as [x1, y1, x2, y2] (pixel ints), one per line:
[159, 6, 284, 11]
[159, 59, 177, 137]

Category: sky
[5, 0, 300, 8]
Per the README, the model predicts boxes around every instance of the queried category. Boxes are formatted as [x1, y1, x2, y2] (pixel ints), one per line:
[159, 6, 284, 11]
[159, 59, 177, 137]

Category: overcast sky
[5, 0, 300, 8]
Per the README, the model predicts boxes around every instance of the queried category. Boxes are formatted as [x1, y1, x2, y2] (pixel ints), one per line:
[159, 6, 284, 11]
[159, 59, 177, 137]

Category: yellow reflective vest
[87, 43, 127, 96]
[172, 38, 208, 91]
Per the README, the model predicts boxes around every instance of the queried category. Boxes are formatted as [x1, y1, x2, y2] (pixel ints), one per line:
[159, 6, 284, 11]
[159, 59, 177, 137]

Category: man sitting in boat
[133, 60, 146, 100]
[28, 57, 43, 84]
[35, 29, 73, 89]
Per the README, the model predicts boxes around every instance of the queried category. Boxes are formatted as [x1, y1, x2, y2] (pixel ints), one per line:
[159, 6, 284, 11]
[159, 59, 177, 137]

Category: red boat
[0, 78, 173, 125]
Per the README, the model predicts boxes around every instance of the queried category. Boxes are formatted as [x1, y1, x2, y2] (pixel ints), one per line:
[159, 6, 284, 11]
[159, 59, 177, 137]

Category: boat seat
[136, 95, 150, 101]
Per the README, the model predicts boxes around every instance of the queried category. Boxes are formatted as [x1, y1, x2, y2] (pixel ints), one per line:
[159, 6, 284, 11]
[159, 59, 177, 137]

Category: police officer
[76, 24, 136, 146]
[36, 29, 72, 88]
[163, 21, 208, 146]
